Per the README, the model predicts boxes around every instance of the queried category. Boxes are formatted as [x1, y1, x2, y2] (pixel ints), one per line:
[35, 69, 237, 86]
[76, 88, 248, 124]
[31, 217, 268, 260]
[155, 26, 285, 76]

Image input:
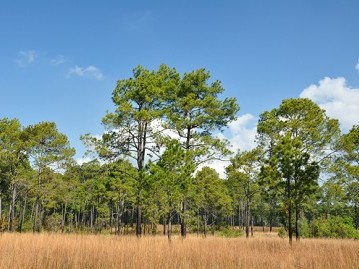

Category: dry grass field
[0, 232, 358, 269]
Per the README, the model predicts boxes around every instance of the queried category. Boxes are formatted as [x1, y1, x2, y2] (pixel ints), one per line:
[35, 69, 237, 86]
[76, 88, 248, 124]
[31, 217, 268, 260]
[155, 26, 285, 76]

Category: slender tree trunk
[136, 204, 142, 236]
[238, 203, 241, 229]
[116, 204, 120, 235]
[74, 212, 78, 230]
[251, 215, 254, 237]
[33, 198, 41, 232]
[61, 203, 67, 233]
[203, 215, 208, 237]
[269, 210, 273, 232]
[197, 211, 200, 236]
[245, 200, 250, 238]
[8, 183, 17, 232]
[18, 196, 27, 233]
[167, 213, 172, 241]
[163, 217, 166, 236]
[90, 206, 94, 230]
[69, 213, 72, 233]
[287, 179, 293, 245]
[181, 200, 187, 237]
[295, 204, 300, 241]
[109, 205, 113, 234]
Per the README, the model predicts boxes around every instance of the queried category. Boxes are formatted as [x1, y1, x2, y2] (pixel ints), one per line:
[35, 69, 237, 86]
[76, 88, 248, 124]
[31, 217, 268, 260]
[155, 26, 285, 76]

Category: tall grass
[0, 233, 358, 269]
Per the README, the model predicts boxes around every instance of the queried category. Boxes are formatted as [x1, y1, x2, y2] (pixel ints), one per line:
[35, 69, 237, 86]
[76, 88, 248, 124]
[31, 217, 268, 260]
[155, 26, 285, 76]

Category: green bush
[311, 216, 359, 239]
[278, 226, 287, 238]
[216, 227, 242, 237]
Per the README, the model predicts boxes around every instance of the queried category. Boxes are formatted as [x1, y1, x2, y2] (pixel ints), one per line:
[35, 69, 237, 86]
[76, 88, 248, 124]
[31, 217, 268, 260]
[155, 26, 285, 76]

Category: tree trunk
[181, 200, 187, 237]
[245, 200, 250, 238]
[167, 214, 172, 241]
[8, 183, 17, 232]
[203, 215, 208, 237]
[18, 196, 27, 233]
[136, 204, 142, 236]
[295, 204, 300, 241]
[197, 212, 200, 236]
[109, 205, 113, 234]
[238, 203, 241, 229]
[33, 198, 41, 232]
[287, 179, 293, 245]
[269, 211, 273, 232]
[116, 205, 120, 235]
[61, 203, 67, 233]
[251, 215, 254, 237]
[163, 217, 166, 235]
[90, 206, 94, 229]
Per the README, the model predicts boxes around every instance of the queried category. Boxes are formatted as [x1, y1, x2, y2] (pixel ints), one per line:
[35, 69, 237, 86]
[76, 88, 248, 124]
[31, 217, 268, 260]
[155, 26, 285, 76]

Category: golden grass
[0, 233, 358, 269]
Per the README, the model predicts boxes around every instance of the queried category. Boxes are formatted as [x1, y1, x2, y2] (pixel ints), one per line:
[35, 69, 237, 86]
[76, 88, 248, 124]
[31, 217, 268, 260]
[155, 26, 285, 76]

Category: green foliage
[278, 227, 288, 238]
[216, 226, 242, 238]
[311, 216, 359, 239]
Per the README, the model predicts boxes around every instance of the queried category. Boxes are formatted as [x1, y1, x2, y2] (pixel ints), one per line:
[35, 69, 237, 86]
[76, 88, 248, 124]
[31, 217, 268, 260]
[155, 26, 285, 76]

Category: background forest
[1, 65, 358, 243]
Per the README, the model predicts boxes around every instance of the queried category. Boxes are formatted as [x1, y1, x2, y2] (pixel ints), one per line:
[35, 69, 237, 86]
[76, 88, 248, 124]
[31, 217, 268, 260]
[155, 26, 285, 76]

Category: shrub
[311, 216, 359, 239]
[216, 226, 242, 237]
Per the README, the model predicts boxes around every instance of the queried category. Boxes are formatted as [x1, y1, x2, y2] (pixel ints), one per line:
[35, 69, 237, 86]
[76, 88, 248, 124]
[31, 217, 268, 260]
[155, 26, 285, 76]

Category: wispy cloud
[300, 77, 359, 131]
[121, 10, 153, 31]
[67, 65, 104, 80]
[355, 58, 359, 72]
[51, 55, 67, 65]
[15, 50, 38, 67]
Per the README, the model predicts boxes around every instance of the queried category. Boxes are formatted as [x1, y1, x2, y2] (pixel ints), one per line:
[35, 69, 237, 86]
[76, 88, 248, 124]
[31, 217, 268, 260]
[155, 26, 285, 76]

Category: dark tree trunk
[245, 200, 250, 238]
[8, 183, 17, 232]
[136, 204, 142, 236]
[163, 216, 166, 235]
[295, 204, 300, 241]
[18, 196, 27, 233]
[287, 178, 293, 246]
[181, 200, 187, 237]
[251, 215, 254, 237]
[61, 203, 67, 233]
[167, 213, 172, 241]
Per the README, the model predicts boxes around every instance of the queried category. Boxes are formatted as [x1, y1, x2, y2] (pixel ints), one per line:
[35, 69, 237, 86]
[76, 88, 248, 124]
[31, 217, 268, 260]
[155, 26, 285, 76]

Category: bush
[216, 226, 242, 237]
[278, 226, 287, 238]
[311, 216, 359, 239]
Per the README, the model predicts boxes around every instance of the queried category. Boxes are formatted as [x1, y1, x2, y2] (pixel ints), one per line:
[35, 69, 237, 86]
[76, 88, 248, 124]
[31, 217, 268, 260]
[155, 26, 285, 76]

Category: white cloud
[200, 114, 258, 178]
[356, 59, 359, 72]
[51, 55, 67, 65]
[76, 156, 94, 165]
[226, 114, 258, 152]
[67, 65, 104, 80]
[300, 77, 359, 131]
[16, 50, 38, 67]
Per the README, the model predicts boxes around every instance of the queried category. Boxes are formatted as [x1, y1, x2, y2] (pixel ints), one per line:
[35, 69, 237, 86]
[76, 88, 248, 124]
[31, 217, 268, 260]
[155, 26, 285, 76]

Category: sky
[1, 1, 359, 172]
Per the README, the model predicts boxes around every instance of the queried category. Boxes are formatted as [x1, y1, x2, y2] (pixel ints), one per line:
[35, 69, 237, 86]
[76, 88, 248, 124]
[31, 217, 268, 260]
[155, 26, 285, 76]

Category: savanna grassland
[0, 232, 358, 269]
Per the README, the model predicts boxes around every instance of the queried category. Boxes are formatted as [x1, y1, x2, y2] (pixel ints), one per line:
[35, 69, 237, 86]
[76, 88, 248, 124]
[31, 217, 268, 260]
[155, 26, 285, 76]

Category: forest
[1, 64, 358, 244]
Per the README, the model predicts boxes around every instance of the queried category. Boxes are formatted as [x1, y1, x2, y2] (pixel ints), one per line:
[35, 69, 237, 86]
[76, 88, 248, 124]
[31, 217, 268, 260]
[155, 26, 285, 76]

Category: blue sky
[1, 1, 359, 165]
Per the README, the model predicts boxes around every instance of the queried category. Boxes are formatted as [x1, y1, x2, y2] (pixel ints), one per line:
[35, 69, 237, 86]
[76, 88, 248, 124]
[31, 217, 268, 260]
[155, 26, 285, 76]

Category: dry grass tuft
[0, 233, 358, 269]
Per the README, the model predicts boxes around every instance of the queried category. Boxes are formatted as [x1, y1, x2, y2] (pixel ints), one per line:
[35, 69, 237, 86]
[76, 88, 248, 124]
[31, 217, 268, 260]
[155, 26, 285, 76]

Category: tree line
[0, 65, 358, 243]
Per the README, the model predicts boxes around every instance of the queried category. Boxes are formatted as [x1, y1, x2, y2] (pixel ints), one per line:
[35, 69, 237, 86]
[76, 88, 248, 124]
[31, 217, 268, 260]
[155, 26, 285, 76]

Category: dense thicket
[1, 65, 358, 242]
